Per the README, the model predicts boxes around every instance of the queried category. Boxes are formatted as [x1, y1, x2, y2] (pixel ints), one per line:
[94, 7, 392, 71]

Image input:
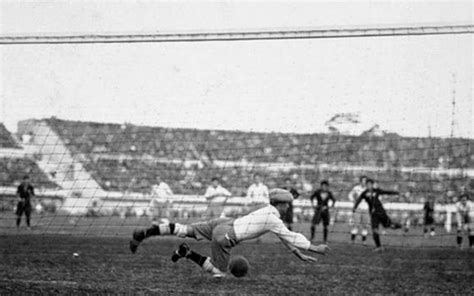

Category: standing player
[204, 177, 232, 218]
[310, 181, 336, 243]
[129, 189, 329, 277]
[423, 196, 436, 237]
[282, 178, 300, 230]
[16, 175, 35, 229]
[246, 173, 269, 204]
[148, 176, 174, 220]
[455, 188, 473, 249]
[348, 176, 369, 244]
[353, 179, 402, 251]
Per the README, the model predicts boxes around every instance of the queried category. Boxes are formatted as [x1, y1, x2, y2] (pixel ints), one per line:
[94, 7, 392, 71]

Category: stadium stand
[0, 157, 58, 189]
[22, 117, 470, 202]
[0, 123, 20, 148]
[45, 117, 473, 168]
[0, 123, 59, 190]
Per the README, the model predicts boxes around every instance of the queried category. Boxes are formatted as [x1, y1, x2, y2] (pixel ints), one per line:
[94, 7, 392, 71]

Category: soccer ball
[228, 256, 249, 277]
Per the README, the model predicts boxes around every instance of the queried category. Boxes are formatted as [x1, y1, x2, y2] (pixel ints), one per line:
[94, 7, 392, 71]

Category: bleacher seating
[44, 117, 473, 201]
[46, 117, 473, 168]
[0, 157, 59, 189]
[0, 123, 20, 148]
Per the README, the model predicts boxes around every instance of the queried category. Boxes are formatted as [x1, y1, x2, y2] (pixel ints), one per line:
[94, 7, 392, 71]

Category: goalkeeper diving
[129, 188, 329, 277]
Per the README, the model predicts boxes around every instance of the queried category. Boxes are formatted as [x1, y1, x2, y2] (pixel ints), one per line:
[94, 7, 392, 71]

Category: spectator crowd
[42, 118, 472, 203]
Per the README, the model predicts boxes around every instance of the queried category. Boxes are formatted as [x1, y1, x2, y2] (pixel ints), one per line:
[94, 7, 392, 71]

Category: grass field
[1, 214, 473, 295]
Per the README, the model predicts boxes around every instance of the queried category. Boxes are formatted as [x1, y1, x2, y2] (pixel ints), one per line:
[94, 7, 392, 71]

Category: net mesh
[1, 118, 473, 249]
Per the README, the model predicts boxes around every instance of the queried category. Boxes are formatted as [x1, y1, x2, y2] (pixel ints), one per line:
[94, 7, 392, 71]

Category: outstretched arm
[353, 193, 364, 212]
[292, 244, 330, 262]
[378, 189, 399, 196]
[270, 215, 329, 262]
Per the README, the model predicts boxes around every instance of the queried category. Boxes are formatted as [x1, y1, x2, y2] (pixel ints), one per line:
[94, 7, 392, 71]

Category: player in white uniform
[348, 176, 369, 244]
[129, 189, 329, 277]
[246, 174, 269, 204]
[204, 177, 232, 218]
[148, 176, 174, 220]
[455, 188, 473, 249]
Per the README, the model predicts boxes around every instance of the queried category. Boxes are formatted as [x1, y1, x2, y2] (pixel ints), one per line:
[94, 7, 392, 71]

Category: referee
[16, 175, 35, 230]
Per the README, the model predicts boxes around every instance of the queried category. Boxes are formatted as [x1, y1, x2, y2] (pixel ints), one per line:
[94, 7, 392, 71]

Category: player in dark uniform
[282, 178, 300, 231]
[310, 181, 336, 243]
[16, 175, 35, 229]
[423, 197, 436, 236]
[353, 179, 402, 251]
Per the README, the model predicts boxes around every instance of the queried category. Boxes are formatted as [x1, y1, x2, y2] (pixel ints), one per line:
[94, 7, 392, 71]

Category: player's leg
[286, 206, 293, 231]
[380, 211, 401, 230]
[130, 221, 194, 253]
[468, 218, 474, 248]
[169, 242, 225, 277]
[372, 227, 382, 250]
[456, 226, 463, 248]
[173, 223, 234, 277]
[25, 204, 32, 228]
[208, 225, 234, 276]
[371, 215, 383, 250]
[322, 210, 330, 243]
[15, 202, 24, 228]
[424, 215, 430, 235]
[360, 211, 369, 244]
[430, 223, 436, 236]
[389, 219, 402, 229]
[310, 209, 320, 241]
[350, 211, 359, 243]
[469, 225, 474, 248]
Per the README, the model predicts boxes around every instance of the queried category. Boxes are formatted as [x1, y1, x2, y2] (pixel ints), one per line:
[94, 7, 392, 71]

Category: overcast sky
[1, 1, 472, 138]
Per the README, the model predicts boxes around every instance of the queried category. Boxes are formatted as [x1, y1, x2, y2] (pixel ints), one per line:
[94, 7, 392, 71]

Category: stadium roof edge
[22, 116, 473, 141]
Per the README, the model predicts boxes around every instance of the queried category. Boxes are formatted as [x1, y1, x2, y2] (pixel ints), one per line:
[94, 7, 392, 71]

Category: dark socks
[169, 223, 176, 234]
[351, 234, 356, 241]
[362, 235, 367, 242]
[457, 235, 462, 246]
[186, 250, 208, 267]
[144, 225, 160, 239]
[323, 227, 328, 242]
[142, 223, 176, 240]
[469, 236, 474, 247]
[16, 217, 21, 227]
[26, 217, 30, 227]
[373, 233, 381, 247]
[310, 226, 315, 240]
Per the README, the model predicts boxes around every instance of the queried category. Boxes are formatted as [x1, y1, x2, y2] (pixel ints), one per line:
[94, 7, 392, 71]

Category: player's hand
[299, 254, 318, 263]
[308, 244, 330, 255]
[315, 244, 330, 255]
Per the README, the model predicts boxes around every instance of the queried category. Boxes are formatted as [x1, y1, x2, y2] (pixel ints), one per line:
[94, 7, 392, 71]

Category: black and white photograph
[0, 0, 473, 294]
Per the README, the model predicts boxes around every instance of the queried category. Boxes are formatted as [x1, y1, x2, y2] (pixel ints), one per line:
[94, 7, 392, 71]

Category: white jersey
[246, 183, 269, 204]
[204, 185, 231, 203]
[348, 184, 366, 203]
[151, 182, 173, 199]
[456, 200, 473, 225]
[233, 205, 311, 251]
